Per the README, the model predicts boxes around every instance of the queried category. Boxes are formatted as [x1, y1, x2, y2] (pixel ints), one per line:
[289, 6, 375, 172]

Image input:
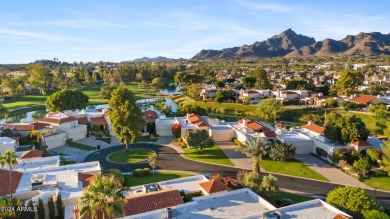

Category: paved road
[84, 143, 390, 206]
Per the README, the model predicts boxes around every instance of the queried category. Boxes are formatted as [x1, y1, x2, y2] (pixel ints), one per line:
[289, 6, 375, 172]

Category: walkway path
[293, 154, 370, 188]
[217, 141, 252, 170]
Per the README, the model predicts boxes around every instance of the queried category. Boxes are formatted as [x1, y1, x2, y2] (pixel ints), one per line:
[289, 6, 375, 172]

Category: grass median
[124, 171, 192, 187]
[108, 148, 155, 163]
[183, 145, 234, 166]
[260, 157, 328, 181]
[69, 142, 94, 151]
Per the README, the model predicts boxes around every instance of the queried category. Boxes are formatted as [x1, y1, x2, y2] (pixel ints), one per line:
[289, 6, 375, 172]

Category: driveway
[217, 141, 252, 170]
[83, 143, 390, 206]
[294, 154, 370, 188]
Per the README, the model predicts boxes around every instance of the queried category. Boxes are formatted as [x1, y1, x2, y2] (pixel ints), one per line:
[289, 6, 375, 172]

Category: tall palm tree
[78, 175, 126, 219]
[28, 129, 53, 153]
[237, 137, 270, 173]
[0, 150, 18, 206]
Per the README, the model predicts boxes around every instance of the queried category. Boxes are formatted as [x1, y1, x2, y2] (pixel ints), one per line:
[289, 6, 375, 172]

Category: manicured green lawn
[183, 145, 234, 166]
[138, 136, 159, 142]
[97, 137, 112, 144]
[336, 110, 377, 133]
[365, 176, 390, 191]
[269, 191, 315, 206]
[69, 142, 94, 151]
[260, 157, 328, 181]
[124, 172, 192, 187]
[3, 95, 50, 109]
[108, 148, 155, 163]
[82, 88, 108, 104]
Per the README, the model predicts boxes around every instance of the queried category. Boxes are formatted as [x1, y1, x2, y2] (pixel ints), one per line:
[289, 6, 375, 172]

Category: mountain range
[133, 56, 173, 62]
[192, 29, 390, 60]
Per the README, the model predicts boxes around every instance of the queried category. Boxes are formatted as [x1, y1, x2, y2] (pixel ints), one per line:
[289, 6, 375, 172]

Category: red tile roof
[301, 123, 325, 134]
[123, 189, 183, 216]
[144, 110, 158, 123]
[350, 140, 372, 147]
[39, 116, 78, 125]
[244, 90, 259, 94]
[238, 119, 274, 134]
[199, 179, 231, 194]
[20, 150, 44, 159]
[188, 113, 209, 127]
[0, 169, 23, 196]
[90, 117, 107, 126]
[263, 131, 277, 137]
[349, 95, 377, 105]
[78, 173, 97, 188]
[333, 213, 351, 219]
[4, 122, 49, 131]
[78, 117, 89, 125]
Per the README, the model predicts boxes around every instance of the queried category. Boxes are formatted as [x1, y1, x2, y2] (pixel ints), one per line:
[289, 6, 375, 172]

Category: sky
[1, 0, 389, 64]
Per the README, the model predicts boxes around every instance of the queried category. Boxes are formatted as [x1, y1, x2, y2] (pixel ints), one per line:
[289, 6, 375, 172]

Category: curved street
[84, 143, 390, 206]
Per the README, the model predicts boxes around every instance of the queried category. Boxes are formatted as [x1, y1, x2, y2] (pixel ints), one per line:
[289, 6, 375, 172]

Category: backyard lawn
[183, 145, 234, 166]
[365, 176, 390, 191]
[124, 171, 192, 187]
[108, 148, 155, 163]
[69, 142, 94, 151]
[269, 191, 315, 206]
[260, 157, 328, 181]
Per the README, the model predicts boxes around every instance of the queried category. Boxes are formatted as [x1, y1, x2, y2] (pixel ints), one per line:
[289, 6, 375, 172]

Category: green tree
[174, 72, 185, 85]
[78, 176, 125, 219]
[256, 99, 282, 124]
[329, 70, 364, 95]
[46, 89, 89, 112]
[214, 90, 224, 103]
[353, 156, 371, 177]
[324, 112, 369, 145]
[177, 104, 207, 116]
[148, 153, 158, 174]
[269, 142, 296, 162]
[299, 113, 323, 124]
[366, 148, 382, 166]
[37, 198, 45, 219]
[326, 186, 381, 219]
[0, 150, 18, 205]
[100, 85, 115, 99]
[242, 76, 256, 89]
[139, 80, 150, 94]
[25, 199, 35, 219]
[84, 72, 93, 88]
[28, 129, 53, 152]
[48, 195, 55, 219]
[382, 142, 390, 176]
[109, 87, 145, 152]
[325, 98, 337, 107]
[362, 209, 390, 219]
[214, 80, 225, 88]
[186, 83, 203, 100]
[151, 77, 165, 91]
[56, 193, 64, 219]
[251, 68, 271, 89]
[243, 171, 262, 193]
[259, 174, 279, 200]
[185, 130, 215, 152]
[332, 150, 346, 163]
[237, 137, 270, 173]
[368, 102, 390, 134]
[0, 104, 9, 120]
[0, 197, 24, 218]
[27, 63, 52, 95]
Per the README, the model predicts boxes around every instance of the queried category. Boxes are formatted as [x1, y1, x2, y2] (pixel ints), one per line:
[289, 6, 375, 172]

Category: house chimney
[377, 95, 381, 100]
[242, 119, 247, 126]
[186, 113, 190, 119]
[350, 95, 354, 99]
[308, 120, 314, 125]
[353, 94, 357, 97]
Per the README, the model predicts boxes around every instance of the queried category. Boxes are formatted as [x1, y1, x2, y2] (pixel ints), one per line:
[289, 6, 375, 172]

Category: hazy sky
[1, 0, 389, 63]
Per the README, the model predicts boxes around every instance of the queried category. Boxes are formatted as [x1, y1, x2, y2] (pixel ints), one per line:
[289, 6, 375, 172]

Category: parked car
[275, 199, 293, 207]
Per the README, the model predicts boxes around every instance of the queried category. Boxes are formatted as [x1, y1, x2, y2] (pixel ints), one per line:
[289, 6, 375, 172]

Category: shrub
[143, 168, 151, 176]
[132, 168, 144, 177]
[315, 147, 328, 157]
[367, 148, 382, 166]
[183, 191, 203, 202]
[56, 193, 64, 218]
[66, 138, 73, 145]
[37, 198, 45, 219]
[233, 138, 243, 146]
[332, 150, 346, 163]
[48, 196, 55, 219]
[346, 149, 360, 165]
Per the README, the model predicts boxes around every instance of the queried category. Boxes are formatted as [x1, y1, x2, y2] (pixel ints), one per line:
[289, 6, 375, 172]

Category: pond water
[1, 98, 178, 124]
[159, 85, 183, 95]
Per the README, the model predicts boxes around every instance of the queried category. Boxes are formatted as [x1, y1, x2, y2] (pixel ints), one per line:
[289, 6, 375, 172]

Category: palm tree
[28, 130, 53, 153]
[78, 175, 125, 219]
[0, 150, 18, 206]
[237, 137, 270, 173]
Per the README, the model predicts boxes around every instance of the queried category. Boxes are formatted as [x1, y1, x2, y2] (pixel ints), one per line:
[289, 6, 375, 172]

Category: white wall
[0, 142, 16, 154]
[45, 133, 67, 149]
[66, 125, 87, 141]
[209, 128, 234, 141]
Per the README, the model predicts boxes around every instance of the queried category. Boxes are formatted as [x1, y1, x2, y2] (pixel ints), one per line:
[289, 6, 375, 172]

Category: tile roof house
[198, 179, 231, 194]
[122, 189, 183, 216]
[4, 122, 50, 132]
[144, 110, 158, 123]
[348, 94, 378, 105]
[349, 140, 372, 153]
[0, 169, 23, 196]
[77, 117, 89, 125]
[187, 113, 210, 127]
[20, 150, 44, 159]
[301, 121, 325, 135]
[90, 117, 107, 126]
[77, 172, 97, 188]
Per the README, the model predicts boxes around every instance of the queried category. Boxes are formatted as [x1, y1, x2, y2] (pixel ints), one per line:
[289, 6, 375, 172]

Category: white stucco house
[0, 137, 17, 154]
